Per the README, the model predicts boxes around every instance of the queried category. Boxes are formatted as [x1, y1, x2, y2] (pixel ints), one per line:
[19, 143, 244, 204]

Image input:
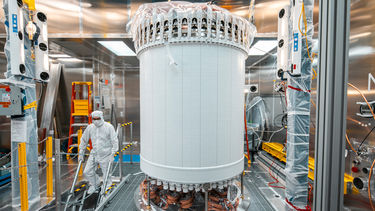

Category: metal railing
[1, 121, 136, 211]
[63, 121, 135, 210]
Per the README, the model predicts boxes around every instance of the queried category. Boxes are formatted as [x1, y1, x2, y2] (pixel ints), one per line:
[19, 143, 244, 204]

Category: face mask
[93, 119, 104, 127]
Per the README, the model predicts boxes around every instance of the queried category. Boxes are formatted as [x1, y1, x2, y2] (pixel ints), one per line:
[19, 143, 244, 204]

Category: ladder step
[70, 144, 79, 148]
[70, 134, 78, 138]
[72, 114, 89, 117]
[71, 123, 89, 127]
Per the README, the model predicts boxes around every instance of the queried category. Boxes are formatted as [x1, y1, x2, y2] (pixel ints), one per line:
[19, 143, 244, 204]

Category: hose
[348, 82, 375, 210]
[244, 108, 251, 168]
[345, 134, 357, 154]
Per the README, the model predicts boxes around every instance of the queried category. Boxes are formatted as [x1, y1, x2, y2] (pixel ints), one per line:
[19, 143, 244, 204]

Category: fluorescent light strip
[57, 58, 83, 62]
[49, 54, 71, 58]
[249, 40, 278, 56]
[98, 41, 136, 56]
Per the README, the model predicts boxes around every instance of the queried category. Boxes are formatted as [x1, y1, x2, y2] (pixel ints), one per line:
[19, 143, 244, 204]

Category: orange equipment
[67, 82, 93, 155]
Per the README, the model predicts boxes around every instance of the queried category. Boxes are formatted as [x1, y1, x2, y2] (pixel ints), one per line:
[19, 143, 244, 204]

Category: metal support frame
[18, 142, 28, 211]
[55, 139, 61, 210]
[313, 0, 351, 210]
[97, 160, 113, 205]
[64, 160, 83, 211]
[79, 191, 87, 211]
[6, 1, 40, 209]
[46, 136, 53, 198]
[121, 69, 126, 175]
[130, 123, 133, 164]
[119, 124, 123, 179]
[241, 172, 244, 199]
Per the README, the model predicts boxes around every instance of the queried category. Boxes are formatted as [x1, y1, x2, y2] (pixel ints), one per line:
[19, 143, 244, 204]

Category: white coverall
[79, 111, 118, 193]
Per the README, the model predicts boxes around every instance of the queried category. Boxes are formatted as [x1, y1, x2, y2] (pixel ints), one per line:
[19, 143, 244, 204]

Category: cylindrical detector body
[139, 43, 246, 184]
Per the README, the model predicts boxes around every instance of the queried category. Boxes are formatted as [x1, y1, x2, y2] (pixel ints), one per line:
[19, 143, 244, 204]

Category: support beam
[313, 0, 351, 210]
[55, 138, 62, 210]
[5, 1, 41, 208]
[18, 142, 28, 211]
[46, 136, 53, 198]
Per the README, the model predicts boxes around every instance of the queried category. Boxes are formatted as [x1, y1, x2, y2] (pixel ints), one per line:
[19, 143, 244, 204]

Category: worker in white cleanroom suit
[78, 110, 118, 194]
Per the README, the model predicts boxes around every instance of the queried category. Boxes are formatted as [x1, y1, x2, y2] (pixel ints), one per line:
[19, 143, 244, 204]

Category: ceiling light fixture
[249, 40, 278, 56]
[49, 54, 72, 58]
[98, 41, 136, 56]
[42, 1, 80, 12]
[80, 2, 92, 8]
[57, 58, 83, 63]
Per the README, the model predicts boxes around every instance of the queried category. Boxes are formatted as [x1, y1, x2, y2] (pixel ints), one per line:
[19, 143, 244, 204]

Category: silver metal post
[118, 124, 123, 180]
[130, 123, 133, 164]
[103, 162, 112, 194]
[314, 0, 351, 210]
[92, 152, 96, 191]
[64, 160, 83, 211]
[241, 172, 244, 199]
[78, 190, 87, 211]
[55, 138, 61, 211]
[98, 161, 112, 205]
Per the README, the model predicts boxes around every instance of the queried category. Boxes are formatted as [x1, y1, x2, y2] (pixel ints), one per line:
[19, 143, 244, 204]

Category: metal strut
[97, 160, 113, 207]
[64, 160, 83, 211]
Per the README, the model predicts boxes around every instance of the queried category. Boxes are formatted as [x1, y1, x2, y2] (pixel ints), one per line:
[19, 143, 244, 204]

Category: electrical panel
[0, 84, 23, 116]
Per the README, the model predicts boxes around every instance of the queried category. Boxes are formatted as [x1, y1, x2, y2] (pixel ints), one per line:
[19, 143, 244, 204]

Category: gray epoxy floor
[244, 163, 286, 211]
[0, 159, 287, 211]
[0, 156, 82, 211]
[102, 162, 287, 211]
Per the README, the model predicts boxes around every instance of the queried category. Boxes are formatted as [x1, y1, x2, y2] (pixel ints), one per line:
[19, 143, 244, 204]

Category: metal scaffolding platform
[100, 163, 286, 211]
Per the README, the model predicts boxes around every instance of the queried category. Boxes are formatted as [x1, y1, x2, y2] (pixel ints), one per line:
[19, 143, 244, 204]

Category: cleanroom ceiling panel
[0, 0, 305, 36]
[82, 1, 129, 34]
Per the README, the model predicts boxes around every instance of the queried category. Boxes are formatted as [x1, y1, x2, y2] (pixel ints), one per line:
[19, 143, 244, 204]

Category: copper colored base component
[139, 179, 240, 211]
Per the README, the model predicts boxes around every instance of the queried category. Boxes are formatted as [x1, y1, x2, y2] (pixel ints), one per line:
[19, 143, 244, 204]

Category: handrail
[63, 122, 134, 210]
[97, 161, 113, 206]
[96, 142, 135, 206]
[64, 160, 83, 211]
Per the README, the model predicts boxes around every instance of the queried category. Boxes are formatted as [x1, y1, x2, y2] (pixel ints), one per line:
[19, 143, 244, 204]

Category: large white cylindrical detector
[132, 1, 256, 186]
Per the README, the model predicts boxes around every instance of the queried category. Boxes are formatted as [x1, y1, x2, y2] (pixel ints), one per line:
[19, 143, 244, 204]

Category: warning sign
[1, 93, 10, 103]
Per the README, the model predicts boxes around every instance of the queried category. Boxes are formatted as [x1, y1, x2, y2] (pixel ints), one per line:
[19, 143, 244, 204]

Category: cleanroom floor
[0, 159, 289, 210]
[102, 162, 287, 211]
